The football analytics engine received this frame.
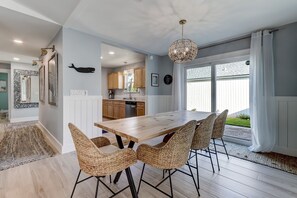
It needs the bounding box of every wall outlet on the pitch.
[70,90,88,96]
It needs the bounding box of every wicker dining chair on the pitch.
[211,109,229,171]
[136,120,199,197]
[189,113,216,189]
[68,123,137,198]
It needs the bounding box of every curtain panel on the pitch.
[249,30,277,152]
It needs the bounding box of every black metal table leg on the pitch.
[113,135,135,184]
[125,167,138,198]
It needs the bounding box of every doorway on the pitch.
[185,59,251,144]
[0,72,8,123]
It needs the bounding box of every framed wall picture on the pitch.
[0,80,7,92]
[48,53,58,106]
[39,65,45,102]
[151,73,159,87]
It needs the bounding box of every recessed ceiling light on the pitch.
[100,56,103,59]
[13,39,23,44]
[13,57,20,61]
[108,51,115,55]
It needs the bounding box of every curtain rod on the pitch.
[200,28,279,50]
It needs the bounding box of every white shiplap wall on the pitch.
[62,96,102,153]
[274,97,297,157]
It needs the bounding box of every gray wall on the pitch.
[193,21,297,96]
[0,63,10,70]
[39,27,102,144]
[101,67,113,99]
[274,22,297,96]
[197,37,251,58]
[63,28,101,96]
[39,28,64,143]
[145,55,173,95]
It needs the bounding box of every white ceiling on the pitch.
[64,0,297,55]
[101,44,145,68]
[1,0,297,61]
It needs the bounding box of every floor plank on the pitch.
[0,140,297,197]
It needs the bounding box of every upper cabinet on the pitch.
[108,72,123,89]
[134,67,145,88]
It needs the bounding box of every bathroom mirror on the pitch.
[20,75,39,103]
[14,69,39,109]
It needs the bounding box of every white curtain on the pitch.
[172,63,185,111]
[249,30,277,152]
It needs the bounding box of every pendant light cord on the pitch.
[182,23,184,39]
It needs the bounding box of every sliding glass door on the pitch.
[186,66,211,112]
[186,59,250,115]
[216,61,249,116]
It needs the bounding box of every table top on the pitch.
[94,111,212,143]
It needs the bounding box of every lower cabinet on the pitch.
[103,100,126,119]
[107,101,114,118]
[137,102,145,116]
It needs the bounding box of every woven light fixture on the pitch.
[168,19,198,63]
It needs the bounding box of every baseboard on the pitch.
[273,146,297,157]
[10,116,38,123]
[37,121,62,154]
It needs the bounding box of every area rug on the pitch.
[213,141,297,175]
[0,122,56,171]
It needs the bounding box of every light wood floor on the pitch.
[1,137,297,198]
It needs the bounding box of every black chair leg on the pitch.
[71,170,81,198]
[187,161,200,196]
[212,139,220,171]
[195,150,200,189]
[109,175,112,183]
[95,177,100,198]
[221,138,229,159]
[168,170,174,198]
[208,146,216,173]
[137,164,146,194]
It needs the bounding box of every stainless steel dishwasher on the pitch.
[125,101,137,118]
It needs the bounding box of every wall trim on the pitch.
[37,121,62,154]
[62,95,102,154]
[275,96,297,101]
[10,116,38,123]
[273,146,297,158]
[183,49,250,68]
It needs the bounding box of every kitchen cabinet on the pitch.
[108,72,124,89]
[134,67,145,88]
[137,102,145,116]
[103,100,126,119]
[119,102,125,118]
[107,100,114,118]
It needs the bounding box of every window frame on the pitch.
[183,49,250,112]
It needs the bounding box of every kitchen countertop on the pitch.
[103,98,145,103]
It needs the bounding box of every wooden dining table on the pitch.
[94,110,212,198]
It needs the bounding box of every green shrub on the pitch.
[237,114,250,120]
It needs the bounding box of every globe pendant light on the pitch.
[168,19,198,63]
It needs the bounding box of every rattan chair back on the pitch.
[191,113,216,150]
[212,110,229,139]
[68,123,104,174]
[162,120,197,168]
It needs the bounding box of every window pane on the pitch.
[186,66,211,112]
[216,61,249,116]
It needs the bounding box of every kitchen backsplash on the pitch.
[114,88,146,101]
